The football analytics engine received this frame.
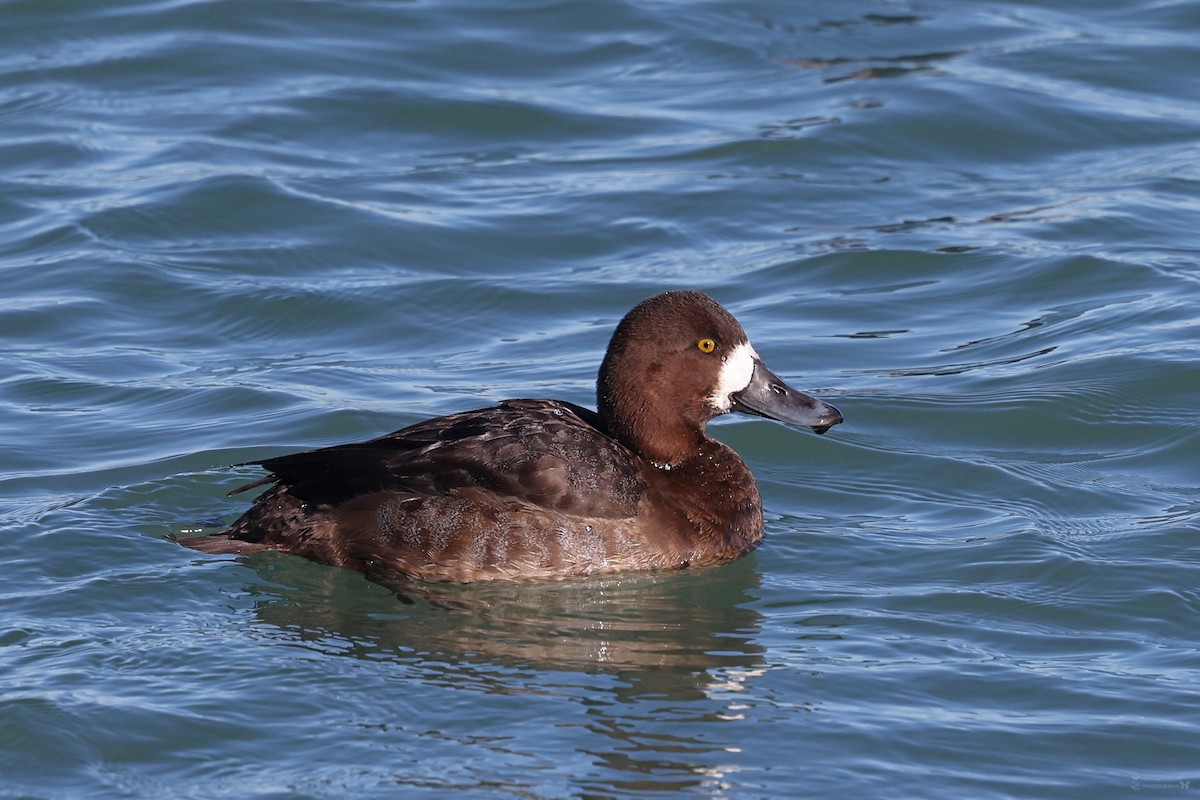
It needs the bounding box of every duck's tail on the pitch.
[170,531,276,555]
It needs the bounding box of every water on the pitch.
[2,0,1198,797]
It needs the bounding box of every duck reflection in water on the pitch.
[240,552,774,795]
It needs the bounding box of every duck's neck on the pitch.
[598,401,707,468]
[597,357,713,466]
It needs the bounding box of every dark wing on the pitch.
[234,399,645,519]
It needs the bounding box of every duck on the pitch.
[177,290,842,583]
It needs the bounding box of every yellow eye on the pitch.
[697,338,716,353]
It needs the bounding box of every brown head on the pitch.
[596,290,842,467]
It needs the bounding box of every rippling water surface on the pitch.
[3,1,1198,797]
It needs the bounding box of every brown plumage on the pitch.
[177,290,842,583]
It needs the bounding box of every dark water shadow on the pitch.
[782,50,963,83]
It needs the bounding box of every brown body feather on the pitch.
[181,399,763,582]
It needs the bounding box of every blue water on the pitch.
[2,0,1198,797]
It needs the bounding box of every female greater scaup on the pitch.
[178,290,842,582]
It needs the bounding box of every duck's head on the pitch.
[597,290,842,465]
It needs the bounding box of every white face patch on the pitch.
[709,341,758,412]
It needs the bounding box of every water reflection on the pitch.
[249,557,764,681]
[238,557,768,794]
